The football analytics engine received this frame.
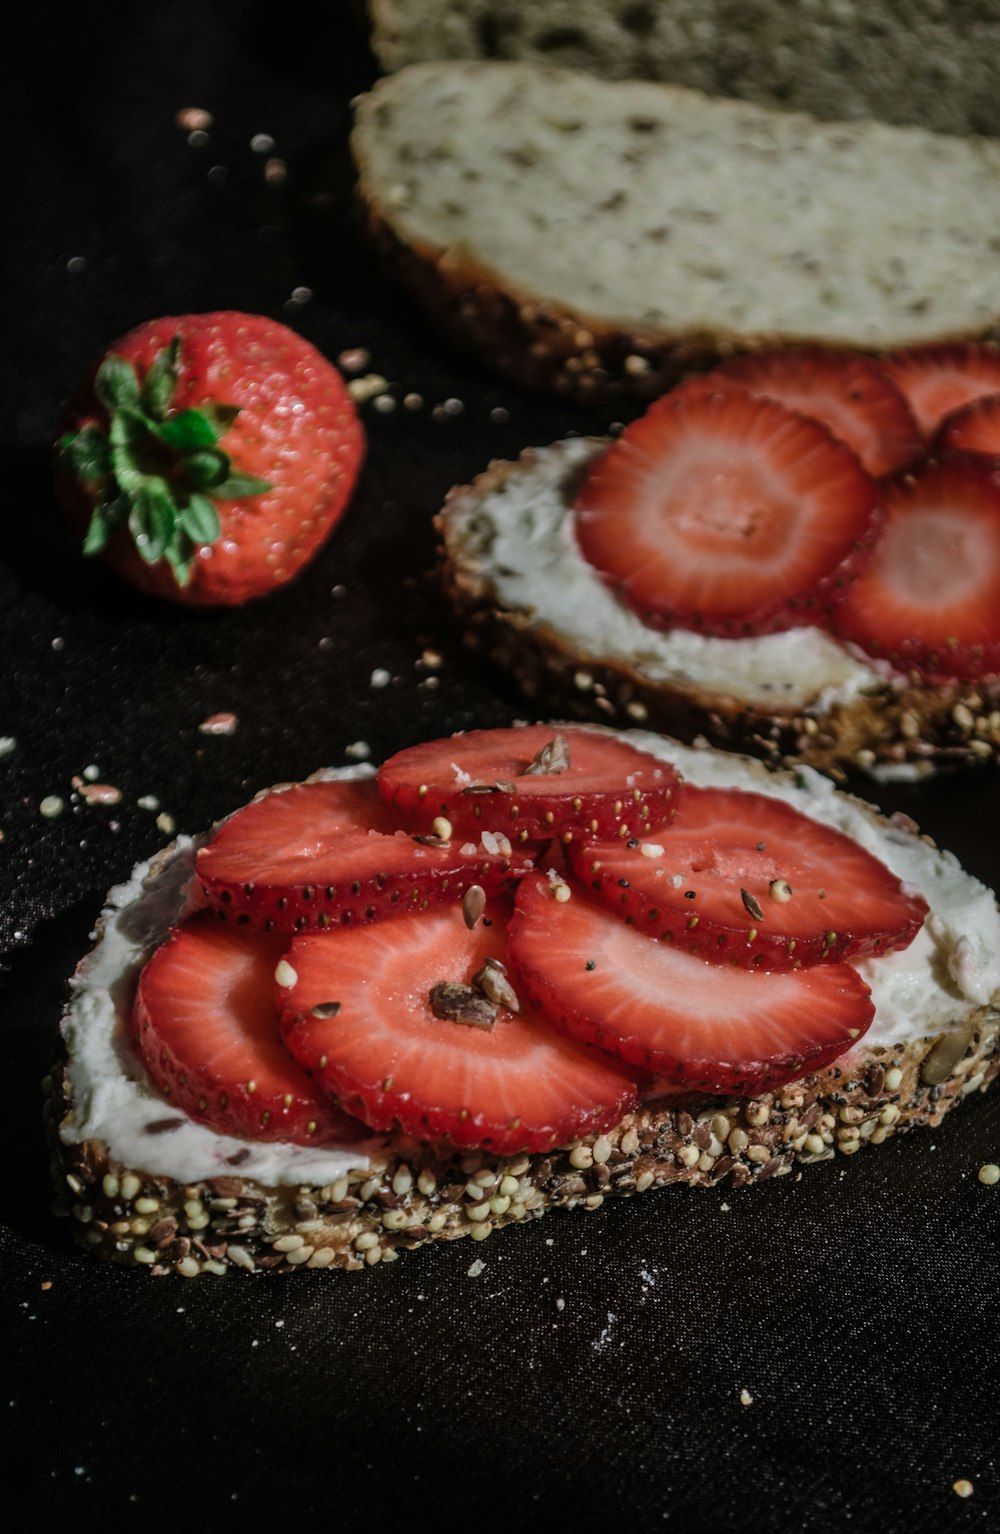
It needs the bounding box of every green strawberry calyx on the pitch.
[58,337,271,586]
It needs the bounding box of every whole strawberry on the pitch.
[55,312,364,605]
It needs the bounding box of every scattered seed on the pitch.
[40,796,64,819]
[309,1002,341,1020]
[462,884,487,931]
[431,815,452,841]
[275,959,298,989]
[952,1480,974,1499]
[156,812,176,836]
[522,734,571,776]
[428,982,497,1030]
[769,879,793,903]
[199,711,238,735]
[344,741,370,760]
[338,348,370,373]
[370,668,391,688]
[740,888,764,921]
[472,961,520,1013]
[176,106,214,132]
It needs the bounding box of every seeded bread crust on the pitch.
[368,0,1000,140]
[437,446,1000,778]
[48,790,1000,1275]
[352,63,1000,403]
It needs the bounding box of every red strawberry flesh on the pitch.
[573,391,875,636]
[130,912,359,1143]
[882,343,1000,441]
[936,395,1000,459]
[674,348,922,477]
[508,875,875,1095]
[832,458,1000,682]
[566,785,927,969]
[377,725,682,843]
[196,778,536,932]
[278,900,639,1154]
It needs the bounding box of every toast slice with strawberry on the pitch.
[439,347,1000,776]
[48,727,1000,1275]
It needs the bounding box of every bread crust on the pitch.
[437,447,1000,777]
[47,776,1000,1275]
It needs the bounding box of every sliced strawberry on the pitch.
[566,785,927,969]
[936,395,1000,460]
[673,348,922,477]
[832,458,1000,682]
[278,900,639,1154]
[196,778,536,933]
[377,725,681,843]
[573,391,875,636]
[508,875,874,1096]
[130,913,360,1144]
[882,343,1000,441]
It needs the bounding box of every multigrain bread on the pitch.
[368,0,1000,139]
[352,62,1000,401]
[48,738,1000,1275]
[437,439,1000,778]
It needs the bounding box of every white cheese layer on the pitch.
[451,436,893,711]
[59,743,1000,1187]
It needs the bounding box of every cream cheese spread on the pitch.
[59,741,1000,1187]
[453,436,896,711]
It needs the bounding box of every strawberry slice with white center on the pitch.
[882,343,1000,441]
[377,725,681,843]
[832,458,1000,682]
[672,347,922,477]
[130,913,360,1143]
[508,875,874,1095]
[278,900,639,1154]
[936,395,1000,460]
[196,778,536,932]
[573,391,875,636]
[566,785,927,969]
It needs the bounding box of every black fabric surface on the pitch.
[3,7,999,1528]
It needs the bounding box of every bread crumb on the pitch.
[739,1389,754,1406]
[199,711,238,736]
[555,1297,565,1311]
[344,741,371,760]
[370,668,391,689]
[156,812,175,836]
[467,1258,485,1278]
[0,736,16,757]
[952,1480,974,1499]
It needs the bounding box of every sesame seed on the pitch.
[978,1164,1000,1185]
[431,815,452,840]
[885,1067,903,1091]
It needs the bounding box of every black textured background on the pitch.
[3,6,999,1528]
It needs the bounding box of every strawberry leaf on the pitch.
[184,448,230,489]
[181,494,222,545]
[59,426,110,482]
[96,356,141,413]
[163,532,195,586]
[141,338,180,420]
[109,407,151,494]
[200,402,240,435]
[82,494,129,556]
[156,409,220,452]
[214,471,273,498]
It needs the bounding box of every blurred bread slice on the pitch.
[352,61,1000,400]
[368,0,1000,138]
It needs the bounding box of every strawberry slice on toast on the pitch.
[882,342,1000,441]
[567,785,927,969]
[832,458,1000,682]
[130,913,360,1143]
[196,778,536,932]
[377,725,681,843]
[508,874,875,1096]
[278,900,639,1154]
[936,395,1000,460]
[573,391,875,636]
[675,347,922,477]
